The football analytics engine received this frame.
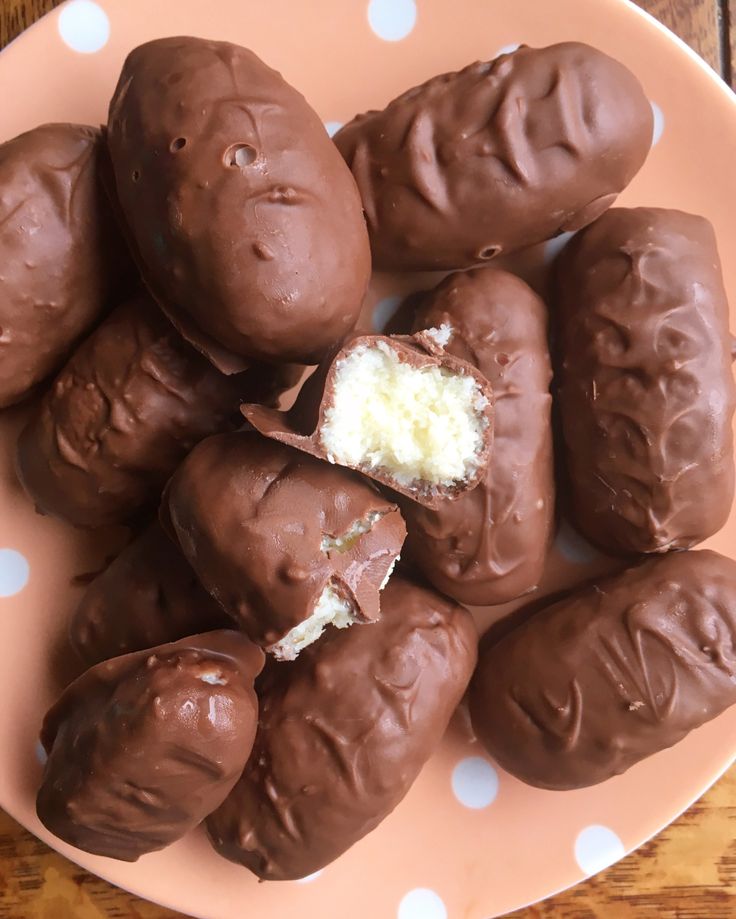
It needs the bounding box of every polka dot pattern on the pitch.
[372,295,403,332]
[368,0,417,42]
[544,230,576,264]
[398,888,447,919]
[575,825,626,876]
[651,101,665,146]
[295,870,323,884]
[58,0,110,53]
[35,741,48,767]
[0,549,29,598]
[555,519,601,565]
[451,757,499,809]
[494,42,521,57]
[1,3,732,918]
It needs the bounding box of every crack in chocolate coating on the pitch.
[206,575,477,879]
[555,208,736,555]
[162,433,406,647]
[242,332,494,508]
[403,268,553,605]
[470,550,736,790]
[15,294,273,529]
[106,37,371,370]
[0,124,128,408]
[37,631,264,861]
[70,522,232,668]
[334,43,652,271]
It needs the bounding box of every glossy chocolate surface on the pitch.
[0,124,125,407]
[556,208,735,554]
[37,632,263,860]
[162,432,406,647]
[207,575,477,879]
[470,550,736,790]
[107,37,370,370]
[16,295,248,528]
[335,43,652,270]
[405,268,553,604]
[70,522,231,667]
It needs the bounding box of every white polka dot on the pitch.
[575,825,626,876]
[544,231,575,264]
[494,42,521,57]
[324,121,343,138]
[35,741,48,766]
[58,0,110,54]
[0,549,29,598]
[368,0,417,41]
[650,101,665,147]
[451,757,499,809]
[398,888,447,919]
[373,295,402,332]
[555,519,600,565]
[295,870,323,883]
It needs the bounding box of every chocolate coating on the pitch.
[37,631,264,861]
[70,522,231,668]
[16,295,251,529]
[470,550,736,790]
[107,37,371,370]
[0,124,125,408]
[243,332,494,508]
[162,433,406,648]
[555,208,735,554]
[206,574,477,879]
[404,268,553,604]
[335,42,652,271]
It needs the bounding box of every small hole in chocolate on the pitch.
[478,245,501,260]
[170,137,187,152]
[132,170,140,183]
[225,143,257,168]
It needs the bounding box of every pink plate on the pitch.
[1,1,735,917]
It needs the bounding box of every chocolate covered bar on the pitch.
[243,332,494,508]
[37,632,263,860]
[107,37,370,371]
[470,550,736,789]
[555,208,735,554]
[162,433,406,659]
[0,124,126,408]
[70,522,231,667]
[207,575,477,879]
[335,43,652,270]
[404,268,553,605]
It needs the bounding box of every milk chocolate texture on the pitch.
[335,42,653,270]
[37,631,264,861]
[555,207,735,555]
[107,36,371,371]
[470,550,736,790]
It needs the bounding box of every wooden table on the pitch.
[0,1,735,917]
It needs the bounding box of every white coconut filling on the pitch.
[269,584,357,662]
[320,511,384,553]
[271,511,400,661]
[319,340,488,488]
[380,554,399,590]
[424,324,454,348]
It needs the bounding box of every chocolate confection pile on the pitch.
[2,35,734,875]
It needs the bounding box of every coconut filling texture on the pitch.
[268,512,399,661]
[318,337,487,489]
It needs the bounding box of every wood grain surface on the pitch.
[0,1,735,917]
